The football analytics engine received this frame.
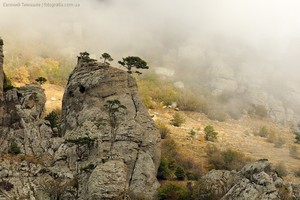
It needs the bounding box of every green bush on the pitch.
[206,144,252,170]
[35,76,47,84]
[8,141,21,155]
[192,179,220,200]
[170,113,185,127]
[3,75,15,92]
[45,109,61,130]
[158,183,190,200]
[275,162,288,177]
[81,163,96,173]
[189,129,196,137]
[157,157,171,180]
[295,134,300,144]
[65,137,95,148]
[178,157,203,180]
[204,125,218,141]
[175,166,185,181]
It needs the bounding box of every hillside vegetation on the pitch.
[4,59,300,199]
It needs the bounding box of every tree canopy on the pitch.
[100,53,113,65]
[118,56,149,74]
[35,77,47,85]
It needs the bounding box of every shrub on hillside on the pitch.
[295,134,300,144]
[192,179,220,200]
[157,157,171,180]
[3,75,16,92]
[294,169,300,177]
[254,126,269,137]
[175,166,186,181]
[170,113,185,127]
[35,76,47,85]
[264,130,285,148]
[275,162,288,177]
[189,129,196,138]
[158,183,190,200]
[177,92,208,113]
[159,136,204,181]
[206,144,252,170]
[45,108,61,132]
[204,125,218,141]
[156,121,170,139]
[8,141,21,155]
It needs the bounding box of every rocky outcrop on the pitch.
[0,43,160,199]
[0,85,53,154]
[198,160,300,200]
[0,38,4,126]
[53,62,161,199]
[0,84,55,199]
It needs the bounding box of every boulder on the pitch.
[198,160,299,200]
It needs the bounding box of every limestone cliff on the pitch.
[55,61,161,199]
[0,38,4,126]
[0,51,161,199]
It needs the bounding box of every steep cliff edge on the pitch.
[0,38,4,126]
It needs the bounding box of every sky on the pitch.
[1,0,300,80]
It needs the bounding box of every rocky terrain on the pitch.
[198,160,300,199]
[0,38,299,200]
[0,38,161,199]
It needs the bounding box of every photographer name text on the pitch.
[2,2,80,8]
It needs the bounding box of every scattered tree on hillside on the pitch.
[204,125,218,141]
[100,53,113,65]
[35,77,47,85]
[78,51,97,65]
[118,56,149,74]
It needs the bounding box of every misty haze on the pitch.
[0,0,300,199]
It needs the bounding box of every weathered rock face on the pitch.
[0,85,54,154]
[0,58,160,199]
[0,84,56,199]
[54,62,161,199]
[199,160,300,200]
[0,38,4,125]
